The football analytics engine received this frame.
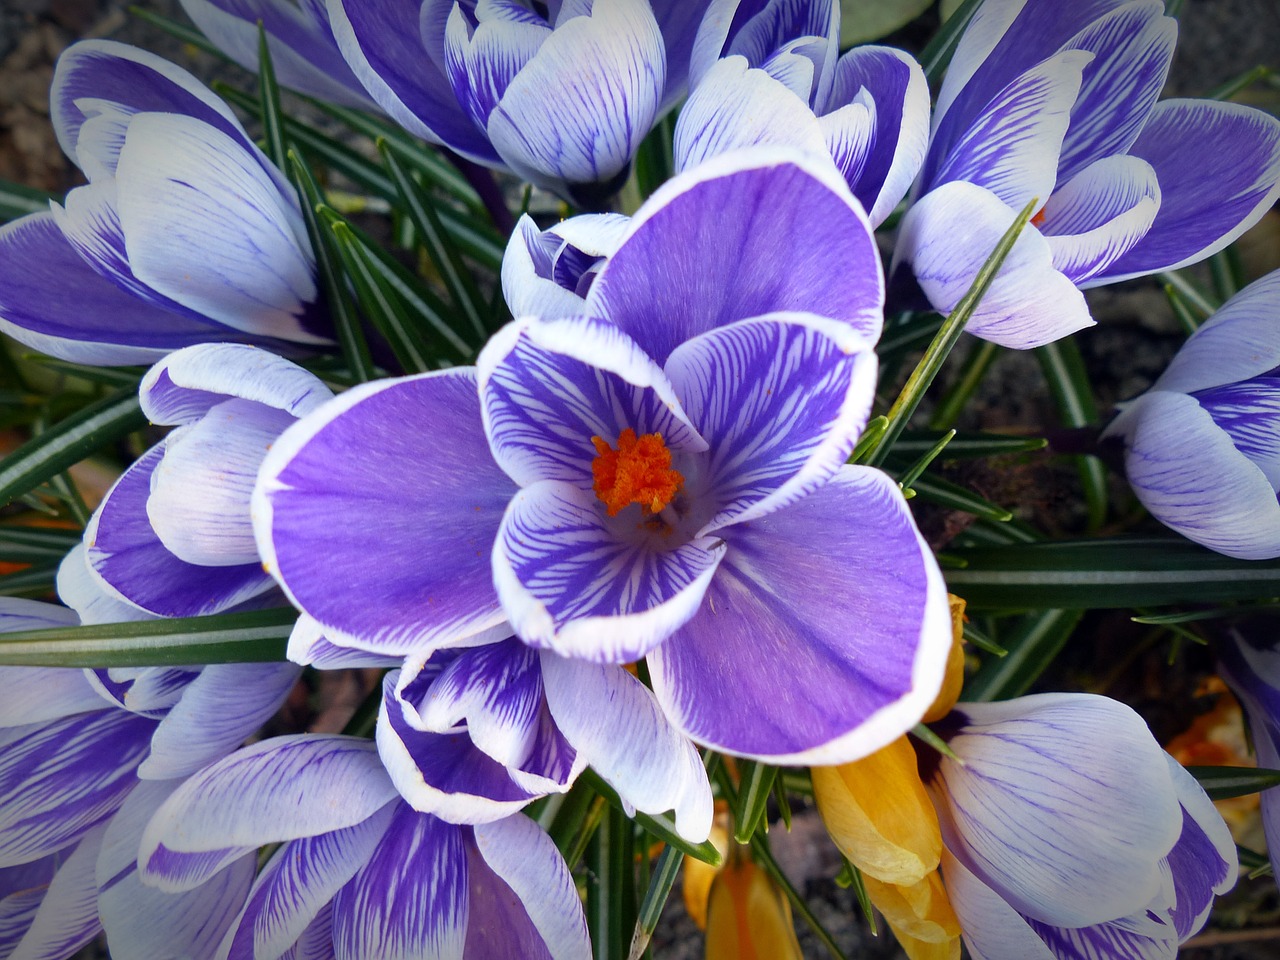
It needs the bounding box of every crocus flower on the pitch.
[704,855,802,959]
[0,40,329,365]
[84,343,333,618]
[893,0,1280,349]
[502,212,630,317]
[177,0,376,107]
[1104,270,1280,559]
[676,0,929,226]
[138,734,591,959]
[253,149,951,766]
[327,0,713,202]
[927,693,1237,960]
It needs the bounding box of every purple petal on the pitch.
[0,213,229,365]
[85,666,198,719]
[287,616,403,669]
[0,855,58,957]
[1098,99,1280,282]
[895,181,1093,350]
[254,370,515,656]
[493,480,726,662]
[1163,757,1237,941]
[587,149,883,363]
[689,0,838,97]
[470,814,591,959]
[0,666,105,728]
[0,708,154,868]
[444,2,550,129]
[477,315,705,489]
[650,0,715,109]
[486,0,665,193]
[930,50,1090,210]
[5,826,105,960]
[936,693,1182,927]
[664,312,876,532]
[139,736,397,892]
[330,807,468,960]
[941,847,1056,960]
[649,465,951,763]
[500,213,627,320]
[541,653,712,841]
[87,446,274,617]
[140,662,303,780]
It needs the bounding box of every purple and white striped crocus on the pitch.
[676,0,929,226]
[327,0,712,202]
[138,734,591,959]
[502,212,630,318]
[83,344,332,619]
[926,693,1237,960]
[253,148,952,766]
[177,0,376,107]
[0,40,329,365]
[892,0,1280,349]
[1104,270,1280,559]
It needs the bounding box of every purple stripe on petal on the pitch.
[649,466,951,764]
[0,665,106,728]
[1163,758,1237,941]
[85,666,199,719]
[445,3,550,129]
[0,854,57,956]
[6,827,105,960]
[941,846,1057,960]
[1024,916,1173,960]
[587,150,883,363]
[1192,377,1280,488]
[255,370,514,655]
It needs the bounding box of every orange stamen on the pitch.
[590,428,683,517]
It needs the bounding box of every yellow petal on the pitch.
[704,858,802,960]
[865,872,962,960]
[813,736,941,886]
[923,595,968,723]
[683,821,731,930]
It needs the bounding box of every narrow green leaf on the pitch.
[0,178,56,223]
[919,0,984,83]
[911,722,960,760]
[836,857,878,937]
[963,608,1084,701]
[1239,845,1272,877]
[126,6,224,56]
[633,113,676,201]
[1163,281,1205,335]
[891,430,1047,460]
[961,619,1008,657]
[256,26,288,170]
[1036,338,1106,531]
[0,607,296,667]
[848,416,889,464]
[23,357,146,388]
[897,429,955,491]
[733,760,779,843]
[773,774,793,831]
[876,312,942,365]
[588,805,634,960]
[947,537,1280,609]
[340,684,382,738]
[909,473,1013,523]
[0,564,59,598]
[1187,765,1280,800]
[1132,605,1278,625]
[1203,64,1271,102]
[0,388,145,509]
[869,198,1037,467]
[1158,270,1218,318]
[547,779,601,857]
[1208,247,1245,304]
[929,340,1003,430]
[580,769,723,866]
[752,835,850,960]
[840,0,931,46]
[0,525,81,564]
[627,843,681,960]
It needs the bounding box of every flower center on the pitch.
[591,428,684,517]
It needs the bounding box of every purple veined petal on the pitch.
[376,671,563,823]
[97,779,256,960]
[935,693,1182,928]
[1097,99,1280,283]
[139,662,303,780]
[141,342,334,426]
[587,147,883,363]
[286,615,403,669]
[1162,756,1237,941]
[0,855,59,957]
[84,666,199,719]
[443,1,550,131]
[470,814,591,959]
[665,312,877,533]
[649,465,951,764]
[477,315,706,489]
[50,39,255,174]
[689,0,838,97]
[326,0,500,163]
[939,847,1058,960]
[55,544,156,627]
[672,56,828,175]
[278,900,334,960]
[1107,390,1280,559]
[500,213,628,319]
[1040,153,1161,285]
[825,45,929,227]
[541,653,713,842]
[493,480,727,662]
[759,36,825,103]
[895,181,1093,350]
[649,0,715,110]
[0,213,233,366]
[330,806,468,960]
[116,113,326,345]
[6,826,105,960]
[147,401,296,566]
[1054,0,1175,184]
[0,666,106,728]
[1150,272,1280,394]
[254,369,515,656]
[1191,379,1280,489]
[221,805,396,960]
[486,0,665,196]
[0,707,154,868]
[139,735,398,892]
[1023,917,1176,960]
[177,0,377,108]
[86,446,275,617]
[819,90,876,212]
[70,103,132,181]
[930,50,1092,211]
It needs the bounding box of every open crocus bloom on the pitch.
[139,734,591,959]
[893,0,1280,349]
[254,149,951,765]
[0,41,330,365]
[677,0,929,226]
[1105,270,1280,559]
[928,693,1237,960]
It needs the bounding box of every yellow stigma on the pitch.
[590,428,683,517]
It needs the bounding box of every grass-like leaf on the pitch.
[0,178,55,223]
[1188,765,1280,800]
[580,769,723,867]
[963,608,1084,701]
[1036,338,1106,531]
[732,760,779,843]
